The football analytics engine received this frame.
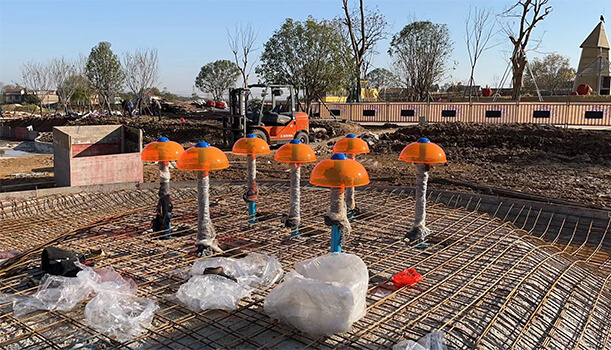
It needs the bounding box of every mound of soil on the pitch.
[309,120,366,141]
[68,115,225,145]
[374,123,611,165]
[0,116,76,132]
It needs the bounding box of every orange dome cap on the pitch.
[399,138,447,164]
[332,134,370,155]
[232,134,270,155]
[274,139,317,163]
[310,153,370,188]
[141,137,184,162]
[176,142,229,171]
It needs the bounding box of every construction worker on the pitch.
[151,98,162,121]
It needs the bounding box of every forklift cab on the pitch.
[252,85,295,126]
[229,84,309,145]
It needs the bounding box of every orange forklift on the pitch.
[224,84,310,146]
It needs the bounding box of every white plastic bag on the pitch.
[393,332,446,350]
[85,291,158,342]
[176,274,250,311]
[264,253,369,335]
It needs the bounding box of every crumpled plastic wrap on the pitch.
[393,331,446,350]
[177,253,283,311]
[85,291,158,342]
[9,263,157,342]
[13,265,100,317]
[190,252,283,288]
[264,253,368,336]
[176,275,250,311]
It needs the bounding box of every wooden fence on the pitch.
[310,102,611,126]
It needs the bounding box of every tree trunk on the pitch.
[355,64,362,102]
[40,101,44,118]
[511,57,526,101]
[467,66,476,103]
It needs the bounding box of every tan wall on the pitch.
[316,102,611,126]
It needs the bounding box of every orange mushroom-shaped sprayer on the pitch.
[177,141,229,256]
[232,134,271,223]
[399,138,447,243]
[333,134,370,219]
[310,153,369,252]
[141,137,184,235]
[274,139,316,237]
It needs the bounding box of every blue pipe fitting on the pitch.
[290,226,300,237]
[248,201,258,224]
[331,225,342,253]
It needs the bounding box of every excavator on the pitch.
[223,84,310,147]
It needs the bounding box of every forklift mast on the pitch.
[227,88,249,146]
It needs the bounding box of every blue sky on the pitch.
[0,0,607,96]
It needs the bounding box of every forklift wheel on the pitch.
[250,129,268,143]
[295,131,309,144]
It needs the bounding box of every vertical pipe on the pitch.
[329,187,347,252]
[346,153,356,219]
[288,163,301,235]
[331,225,342,253]
[247,154,258,223]
[406,163,431,242]
[159,161,171,235]
[196,171,222,255]
[248,201,257,224]
[413,163,428,230]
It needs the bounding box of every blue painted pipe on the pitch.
[165,213,172,236]
[331,225,342,253]
[248,201,258,224]
[290,226,300,237]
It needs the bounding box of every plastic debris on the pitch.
[393,331,447,350]
[10,264,157,341]
[392,268,423,288]
[264,253,368,336]
[177,253,283,311]
[13,265,100,317]
[85,291,158,342]
[176,275,250,311]
[189,252,283,288]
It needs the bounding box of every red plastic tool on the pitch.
[392,268,422,288]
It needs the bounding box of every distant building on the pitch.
[4,89,25,103]
[574,19,611,95]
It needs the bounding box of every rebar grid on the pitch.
[0,184,609,350]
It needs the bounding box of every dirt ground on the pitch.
[0,115,609,209]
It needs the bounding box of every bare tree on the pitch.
[228,24,258,88]
[340,0,388,102]
[503,0,552,100]
[123,49,159,114]
[465,6,497,102]
[49,57,78,112]
[21,61,52,117]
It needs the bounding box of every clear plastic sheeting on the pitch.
[393,331,447,350]
[264,253,368,336]
[9,264,157,342]
[85,292,158,342]
[189,252,283,288]
[178,253,284,311]
[13,265,100,317]
[175,275,250,311]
